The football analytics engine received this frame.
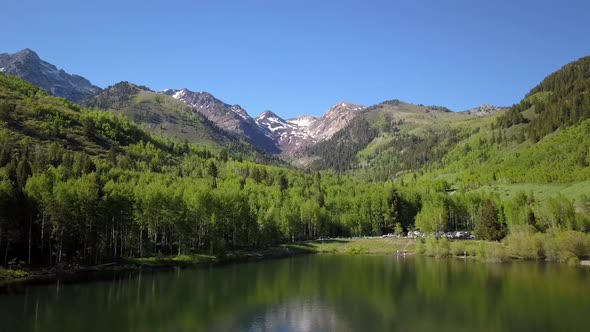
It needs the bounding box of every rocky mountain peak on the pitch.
[158,87,279,153]
[14,48,41,61]
[163,88,223,107]
[255,110,313,156]
[305,101,365,140]
[327,101,364,113]
[255,110,289,130]
[0,48,101,103]
[463,104,508,116]
[254,101,365,156]
[256,110,281,121]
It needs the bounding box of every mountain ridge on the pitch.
[0,48,508,160]
[83,82,277,161]
[0,48,101,102]
[161,88,280,153]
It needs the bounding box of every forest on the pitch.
[0,65,589,268]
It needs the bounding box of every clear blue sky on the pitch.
[4,0,590,118]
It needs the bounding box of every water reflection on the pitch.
[0,255,589,332]
[213,299,352,332]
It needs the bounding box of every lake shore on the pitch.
[2,236,588,288]
[0,237,411,288]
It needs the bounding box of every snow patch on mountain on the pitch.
[172,89,187,100]
[231,105,252,121]
[287,115,317,129]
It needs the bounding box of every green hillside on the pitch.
[83,82,277,163]
[304,56,590,204]
[305,99,491,178]
[408,56,590,199]
[0,74,163,158]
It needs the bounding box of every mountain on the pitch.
[306,55,590,188]
[0,48,101,103]
[84,82,279,162]
[162,88,364,156]
[6,47,587,189]
[161,88,280,154]
[303,101,365,140]
[254,102,365,156]
[303,99,482,172]
[255,110,314,156]
[0,48,364,157]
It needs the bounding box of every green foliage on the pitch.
[450,241,466,256]
[435,237,451,258]
[347,246,367,255]
[544,230,590,260]
[504,228,590,262]
[415,194,449,233]
[0,267,28,279]
[306,117,377,172]
[414,238,426,255]
[394,222,403,235]
[504,225,543,259]
[482,243,510,263]
[496,107,527,128]
[474,200,507,241]
[497,56,590,141]
[421,236,451,258]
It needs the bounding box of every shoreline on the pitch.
[0,243,318,290]
[2,237,588,290]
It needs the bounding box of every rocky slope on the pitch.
[301,102,365,140]
[255,102,365,155]
[0,48,101,102]
[255,110,314,155]
[161,88,280,153]
[84,82,247,149]
[462,104,508,116]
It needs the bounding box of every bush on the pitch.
[467,243,479,257]
[476,242,487,258]
[505,225,543,260]
[450,241,467,256]
[566,255,581,267]
[347,246,366,255]
[424,237,438,256]
[471,242,509,262]
[436,237,451,258]
[485,244,509,263]
[414,238,426,255]
[420,237,452,258]
[543,229,590,262]
[0,267,29,279]
[558,230,590,258]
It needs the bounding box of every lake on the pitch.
[1,254,589,332]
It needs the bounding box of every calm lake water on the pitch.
[1,254,590,332]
